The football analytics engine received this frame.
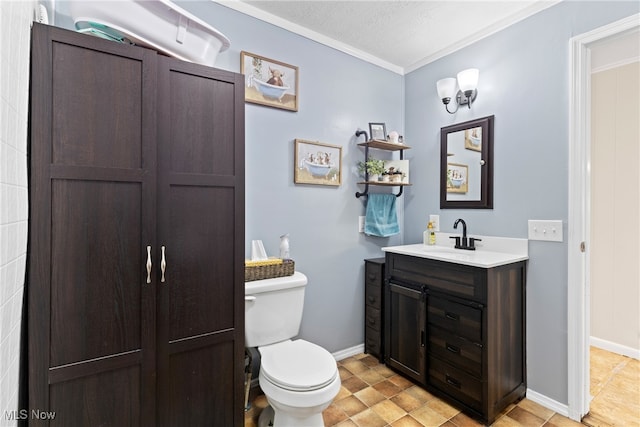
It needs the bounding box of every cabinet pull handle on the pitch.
[445,374,461,388]
[160,246,166,283]
[446,343,460,354]
[445,312,459,321]
[146,246,152,284]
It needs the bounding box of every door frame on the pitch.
[567,12,640,421]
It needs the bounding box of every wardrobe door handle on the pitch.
[146,246,152,284]
[161,246,166,283]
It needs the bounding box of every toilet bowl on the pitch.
[245,272,341,426]
[258,340,340,426]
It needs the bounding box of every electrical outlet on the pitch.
[359,216,365,233]
[528,220,563,242]
[429,214,440,232]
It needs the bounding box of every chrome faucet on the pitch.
[451,218,481,251]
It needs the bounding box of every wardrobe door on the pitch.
[29,24,157,426]
[155,57,245,427]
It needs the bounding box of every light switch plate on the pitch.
[528,220,563,242]
[359,216,365,233]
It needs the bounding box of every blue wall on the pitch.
[404,0,639,404]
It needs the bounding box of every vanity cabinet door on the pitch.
[385,282,426,384]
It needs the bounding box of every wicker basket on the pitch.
[245,259,295,282]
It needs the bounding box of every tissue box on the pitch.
[245,259,295,282]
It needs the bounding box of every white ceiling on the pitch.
[219,0,561,74]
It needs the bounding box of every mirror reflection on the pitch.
[440,115,494,209]
[446,127,483,201]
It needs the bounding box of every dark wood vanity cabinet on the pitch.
[28,24,245,426]
[384,252,526,424]
[364,258,385,360]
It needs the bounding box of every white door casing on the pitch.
[567,13,640,422]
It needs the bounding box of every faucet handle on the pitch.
[469,237,482,250]
[449,236,461,248]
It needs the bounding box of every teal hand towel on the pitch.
[364,193,400,237]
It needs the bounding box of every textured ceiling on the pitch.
[229,0,559,73]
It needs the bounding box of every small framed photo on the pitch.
[294,139,342,186]
[447,163,468,193]
[369,122,387,141]
[464,127,482,151]
[241,51,299,112]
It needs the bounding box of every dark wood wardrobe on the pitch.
[28,23,245,426]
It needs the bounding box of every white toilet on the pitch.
[245,272,341,427]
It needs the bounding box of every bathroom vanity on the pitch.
[381,240,527,424]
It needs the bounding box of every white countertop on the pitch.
[382,233,528,268]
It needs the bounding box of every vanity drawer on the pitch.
[387,253,485,302]
[428,356,482,412]
[365,260,384,286]
[365,306,381,331]
[428,296,482,342]
[365,326,381,355]
[365,283,382,310]
[428,325,482,377]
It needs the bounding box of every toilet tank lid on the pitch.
[245,271,307,294]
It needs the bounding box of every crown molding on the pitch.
[404,1,562,73]
[215,0,562,76]
[214,0,404,75]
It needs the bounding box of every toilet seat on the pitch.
[259,340,338,392]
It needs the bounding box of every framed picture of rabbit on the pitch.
[241,51,299,112]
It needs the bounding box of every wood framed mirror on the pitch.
[440,115,494,209]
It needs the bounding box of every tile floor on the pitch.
[582,346,639,427]
[246,353,590,427]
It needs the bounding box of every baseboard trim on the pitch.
[332,343,365,361]
[591,336,640,360]
[527,388,569,417]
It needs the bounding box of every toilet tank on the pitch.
[245,272,307,348]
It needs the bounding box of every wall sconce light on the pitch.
[436,68,479,114]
